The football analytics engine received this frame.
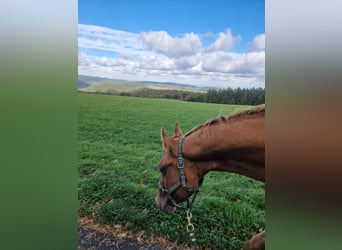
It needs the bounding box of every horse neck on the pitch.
[183,116,265,182]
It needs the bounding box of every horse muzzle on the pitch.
[155,191,176,213]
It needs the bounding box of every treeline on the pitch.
[119,87,264,105]
[120,88,198,100]
[202,87,265,105]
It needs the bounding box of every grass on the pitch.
[78,93,265,249]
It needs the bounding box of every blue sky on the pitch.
[78,0,265,88]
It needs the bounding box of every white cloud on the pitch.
[202,52,233,72]
[174,54,201,69]
[78,24,265,88]
[232,51,265,74]
[140,31,202,58]
[78,24,145,56]
[137,54,176,70]
[94,57,130,67]
[78,52,90,66]
[205,29,241,52]
[248,33,265,51]
[202,51,265,75]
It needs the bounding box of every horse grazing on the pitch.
[155,104,265,250]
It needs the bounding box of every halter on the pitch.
[158,136,203,210]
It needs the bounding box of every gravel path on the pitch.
[78,217,191,250]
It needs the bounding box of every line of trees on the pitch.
[200,87,265,105]
[119,87,265,105]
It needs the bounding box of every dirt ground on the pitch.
[78,217,192,250]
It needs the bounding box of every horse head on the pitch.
[155,123,203,213]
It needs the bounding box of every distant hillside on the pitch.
[78,79,90,89]
[77,75,264,105]
[80,82,144,94]
[78,75,208,94]
[78,75,123,84]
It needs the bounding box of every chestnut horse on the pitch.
[155,104,265,250]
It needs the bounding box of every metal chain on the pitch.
[186,210,198,250]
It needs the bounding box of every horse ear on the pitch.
[174,123,183,137]
[161,128,173,151]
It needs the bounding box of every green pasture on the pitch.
[78,93,265,249]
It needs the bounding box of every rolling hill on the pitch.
[78,75,209,94]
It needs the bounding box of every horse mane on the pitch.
[184,104,265,137]
[229,104,265,119]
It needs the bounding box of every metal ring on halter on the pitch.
[187,223,195,233]
[186,210,195,232]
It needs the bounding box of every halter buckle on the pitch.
[177,158,184,168]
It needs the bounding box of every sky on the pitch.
[78,0,265,88]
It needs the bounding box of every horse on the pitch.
[155,104,265,250]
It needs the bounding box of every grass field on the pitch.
[78,93,265,249]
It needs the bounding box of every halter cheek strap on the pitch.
[158,136,204,210]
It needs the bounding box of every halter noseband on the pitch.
[158,136,203,210]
